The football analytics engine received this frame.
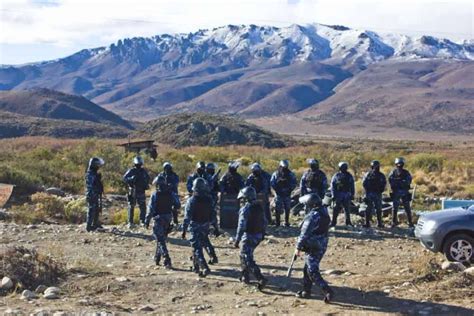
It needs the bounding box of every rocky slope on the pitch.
[134,113,290,148]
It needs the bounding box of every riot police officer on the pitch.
[85,157,104,232]
[362,160,387,228]
[294,193,334,303]
[330,162,355,227]
[219,161,244,196]
[187,161,210,194]
[300,159,328,199]
[270,160,297,226]
[206,162,221,207]
[234,187,268,288]
[182,178,218,277]
[123,156,151,227]
[246,163,272,223]
[158,162,180,225]
[145,175,181,268]
[388,158,414,228]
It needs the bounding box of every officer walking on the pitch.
[294,193,334,303]
[234,187,268,288]
[158,162,180,225]
[246,163,272,223]
[271,160,297,226]
[182,178,219,277]
[388,158,414,228]
[219,161,244,196]
[187,161,210,194]
[300,159,328,199]
[330,162,355,227]
[85,157,105,232]
[144,175,181,268]
[123,156,151,228]
[362,160,387,228]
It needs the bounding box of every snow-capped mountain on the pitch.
[0,23,473,123]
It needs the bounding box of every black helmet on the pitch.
[338,161,349,171]
[163,162,173,171]
[133,156,144,166]
[88,157,104,170]
[237,186,257,201]
[196,161,206,172]
[370,160,380,168]
[206,162,216,171]
[250,163,261,172]
[394,157,405,166]
[152,175,167,188]
[192,177,209,194]
[299,193,322,208]
[228,161,240,170]
[308,158,319,168]
[279,160,289,168]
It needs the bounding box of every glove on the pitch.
[234,240,240,248]
[181,231,186,240]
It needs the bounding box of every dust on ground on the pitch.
[1,217,473,315]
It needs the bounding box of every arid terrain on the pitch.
[1,211,473,315]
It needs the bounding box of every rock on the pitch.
[21,289,37,300]
[53,312,68,316]
[322,269,343,275]
[138,305,154,312]
[464,266,474,276]
[1,276,13,290]
[4,309,22,315]
[247,301,258,306]
[115,276,129,282]
[441,261,465,271]
[44,292,59,299]
[46,187,66,197]
[35,284,47,294]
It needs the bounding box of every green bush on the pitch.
[409,154,445,173]
[0,167,41,194]
[31,193,65,217]
[64,198,87,223]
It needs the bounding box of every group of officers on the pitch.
[84,155,414,302]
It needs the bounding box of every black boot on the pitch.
[198,260,210,277]
[345,210,353,227]
[322,286,334,304]
[376,212,384,228]
[406,209,414,228]
[208,254,218,265]
[163,255,172,269]
[154,254,161,266]
[254,269,267,290]
[275,213,281,227]
[240,270,250,284]
[330,209,338,227]
[284,211,290,227]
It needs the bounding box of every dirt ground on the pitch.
[1,214,473,315]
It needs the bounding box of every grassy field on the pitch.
[0,137,473,211]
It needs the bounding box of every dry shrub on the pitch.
[0,246,65,292]
[31,193,65,217]
[413,170,429,186]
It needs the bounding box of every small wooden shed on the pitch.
[117,139,158,160]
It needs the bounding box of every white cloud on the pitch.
[0,0,473,64]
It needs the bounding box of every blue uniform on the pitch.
[158,171,179,194]
[296,207,331,293]
[145,189,181,264]
[85,169,103,231]
[219,171,244,195]
[271,169,297,225]
[362,170,386,226]
[300,169,328,199]
[206,170,220,207]
[235,201,267,281]
[123,167,150,224]
[183,194,218,273]
[330,171,355,226]
[246,170,272,222]
[388,168,413,226]
[186,172,211,194]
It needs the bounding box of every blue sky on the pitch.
[1,0,473,65]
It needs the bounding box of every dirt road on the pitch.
[1,221,473,315]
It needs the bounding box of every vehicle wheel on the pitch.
[442,234,474,263]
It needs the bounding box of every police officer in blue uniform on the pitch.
[330,162,355,227]
[362,160,387,228]
[234,186,268,288]
[294,193,334,303]
[187,161,210,194]
[219,161,244,196]
[123,156,151,227]
[158,162,180,225]
[145,175,181,268]
[182,178,218,277]
[270,160,297,226]
[300,159,328,199]
[388,157,414,228]
[85,157,104,232]
[246,163,272,223]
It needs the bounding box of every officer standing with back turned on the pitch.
[123,156,151,228]
[388,157,414,228]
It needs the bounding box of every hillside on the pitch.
[134,113,290,148]
[0,23,472,125]
[0,89,133,129]
[299,60,474,134]
[0,110,130,138]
